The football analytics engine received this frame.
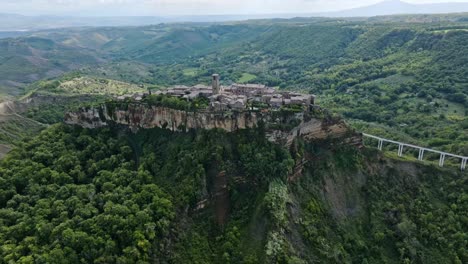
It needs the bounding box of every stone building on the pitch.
[120,74,315,111]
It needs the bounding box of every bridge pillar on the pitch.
[439,154,446,167]
[378,139,383,150]
[418,149,425,161]
[398,144,404,157]
[462,158,467,171]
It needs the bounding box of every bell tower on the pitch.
[212,74,220,95]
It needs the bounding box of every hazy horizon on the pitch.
[2,0,468,17]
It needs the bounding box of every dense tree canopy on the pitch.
[0,124,294,263]
[0,124,465,263]
[0,16,466,263]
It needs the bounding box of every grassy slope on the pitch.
[55,77,146,95]
[0,114,45,146]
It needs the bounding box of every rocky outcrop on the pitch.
[0,101,16,115]
[64,103,362,146]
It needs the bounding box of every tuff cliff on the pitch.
[64,102,362,147]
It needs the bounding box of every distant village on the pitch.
[117,74,315,111]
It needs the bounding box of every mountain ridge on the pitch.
[3,1,468,30]
[326,0,468,17]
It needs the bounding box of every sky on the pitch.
[1,0,468,16]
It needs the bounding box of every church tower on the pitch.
[212,74,220,95]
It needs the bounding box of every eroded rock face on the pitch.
[64,103,362,146]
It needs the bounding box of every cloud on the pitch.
[1,0,468,16]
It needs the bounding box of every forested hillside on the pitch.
[0,124,465,263]
[0,13,466,263]
[0,37,104,96]
[1,16,465,155]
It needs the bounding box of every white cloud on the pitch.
[1,0,468,16]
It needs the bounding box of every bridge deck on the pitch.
[362,133,467,170]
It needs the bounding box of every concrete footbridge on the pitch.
[363,133,467,171]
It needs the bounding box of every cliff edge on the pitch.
[64,101,362,147]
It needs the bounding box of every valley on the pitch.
[0,14,466,156]
[0,9,466,264]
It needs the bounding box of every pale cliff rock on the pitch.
[64,103,362,147]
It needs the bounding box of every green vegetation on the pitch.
[55,77,146,96]
[0,124,294,262]
[238,73,257,83]
[139,94,209,111]
[53,20,468,154]
[0,17,466,154]
[24,96,107,124]
[183,68,199,77]
[141,94,192,110]
[0,37,102,92]
[0,125,174,262]
[0,14,466,263]
[0,125,465,263]
[27,75,146,96]
[0,115,45,145]
[293,145,467,263]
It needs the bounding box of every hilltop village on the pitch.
[117,74,315,111]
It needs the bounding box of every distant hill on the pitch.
[0,15,466,156]
[0,36,105,93]
[0,13,167,31]
[0,13,304,31]
[326,0,468,17]
[3,1,468,31]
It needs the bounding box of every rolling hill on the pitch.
[0,10,466,264]
[3,1,468,31]
[0,36,105,95]
[328,0,468,17]
[0,14,466,157]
